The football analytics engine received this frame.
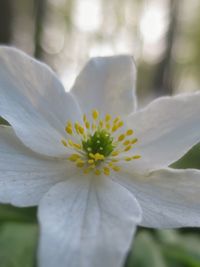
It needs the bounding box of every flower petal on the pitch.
[0,126,74,207]
[0,46,81,156]
[127,92,200,171]
[115,168,200,228]
[71,55,137,117]
[38,175,142,267]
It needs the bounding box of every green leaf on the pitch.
[171,142,200,169]
[157,230,200,267]
[0,117,9,125]
[0,204,37,223]
[0,222,38,267]
[125,231,167,267]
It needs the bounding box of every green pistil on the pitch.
[82,130,115,157]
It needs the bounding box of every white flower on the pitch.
[0,46,200,267]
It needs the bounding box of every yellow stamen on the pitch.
[95,169,101,175]
[118,134,125,142]
[124,145,132,152]
[88,159,94,164]
[67,121,72,128]
[74,123,80,134]
[68,139,74,146]
[83,114,87,122]
[68,154,81,161]
[111,159,119,162]
[78,126,85,135]
[65,126,73,135]
[112,165,121,172]
[125,157,132,161]
[92,123,96,131]
[108,162,113,167]
[73,143,82,149]
[103,167,110,176]
[89,153,95,159]
[126,129,134,136]
[106,123,110,130]
[76,160,84,168]
[105,114,111,122]
[111,151,119,156]
[83,168,90,174]
[123,140,130,146]
[92,109,99,120]
[117,121,124,128]
[131,138,138,144]
[85,121,90,129]
[61,139,68,147]
[132,155,141,159]
[112,124,118,132]
[99,120,104,128]
[94,153,105,161]
[113,116,120,123]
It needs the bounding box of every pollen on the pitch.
[92,109,99,120]
[61,110,141,176]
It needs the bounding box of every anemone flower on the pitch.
[0,46,200,267]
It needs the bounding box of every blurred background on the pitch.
[0,0,200,266]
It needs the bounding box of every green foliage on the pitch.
[126,231,167,267]
[0,223,38,267]
[172,143,200,169]
[125,230,200,267]
[0,205,37,224]
[0,117,9,125]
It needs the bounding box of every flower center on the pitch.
[82,129,114,158]
[61,109,141,176]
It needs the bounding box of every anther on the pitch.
[124,145,132,152]
[126,129,134,136]
[92,109,99,120]
[83,114,87,122]
[132,155,141,159]
[99,120,104,128]
[112,124,118,132]
[117,121,124,128]
[131,138,138,144]
[118,134,125,142]
[105,114,111,122]
[112,165,121,172]
[61,139,68,147]
[68,154,81,161]
[113,116,120,123]
[88,159,95,164]
[103,167,110,176]
[85,121,90,129]
[73,143,82,150]
[111,151,119,156]
[106,123,110,130]
[123,140,130,146]
[125,157,132,161]
[95,169,101,175]
[76,160,84,168]
[65,126,73,135]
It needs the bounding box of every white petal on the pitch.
[38,175,142,267]
[0,46,81,156]
[127,92,200,171]
[71,55,137,117]
[114,168,200,228]
[0,126,74,207]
